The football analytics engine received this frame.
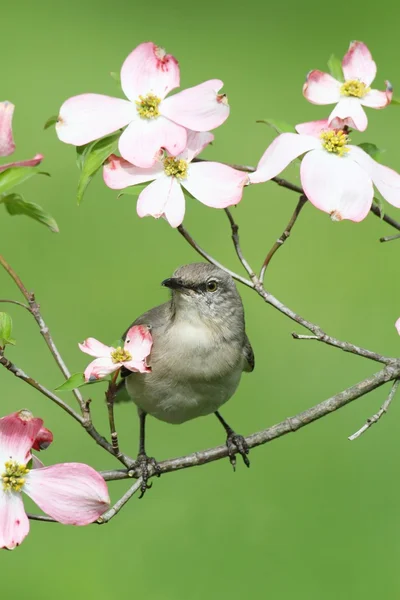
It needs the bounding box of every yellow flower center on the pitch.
[135,93,161,119]
[163,157,188,179]
[2,460,29,493]
[340,79,370,98]
[320,129,350,157]
[110,347,132,364]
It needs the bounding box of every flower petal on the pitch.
[395,318,400,335]
[183,162,247,208]
[0,490,29,550]
[31,455,44,469]
[300,149,373,222]
[349,145,400,208]
[0,154,44,174]
[103,154,163,189]
[136,176,169,220]
[361,82,393,108]
[163,178,186,227]
[0,102,15,157]
[24,463,110,525]
[249,133,319,184]
[120,42,180,102]
[162,80,229,131]
[118,117,187,168]
[342,41,377,87]
[178,130,214,162]
[303,71,341,105]
[56,94,135,146]
[125,325,153,360]
[328,97,367,132]
[32,426,53,452]
[83,358,117,382]
[0,411,43,465]
[78,337,113,358]
[295,119,330,137]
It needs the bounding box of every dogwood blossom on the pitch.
[56,42,229,168]
[0,410,110,549]
[249,119,400,222]
[0,102,43,172]
[79,325,152,381]
[303,41,392,132]
[103,130,249,227]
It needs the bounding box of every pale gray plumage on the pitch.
[122,263,254,425]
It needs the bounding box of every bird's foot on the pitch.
[226,432,250,471]
[135,453,161,498]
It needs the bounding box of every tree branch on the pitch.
[348,378,400,440]
[97,478,143,524]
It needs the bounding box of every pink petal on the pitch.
[78,337,113,358]
[56,94,135,146]
[183,162,247,208]
[342,41,377,87]
[249,133,319,184]
[0,490,29,550]
[0,412,43,464]
[303,71,341,105]
[83,357,118,382]
[178,130,214,162]
[328,97,368,132]
[295,119,330,137]
[119,117,187,168]
[103,153,163,189]
[395,318,400,335]
[124,360,152,374]
[24,463,110,525]
[349,145,400,208]
[120,42,180,102]
[124,325,153,363]
[300,149,373,222]
[32,426,53,452]
[163,178,186,227]
[136,176,169,220]
[162,80,229,131]
[361,82,393,108]
[0,154,44,174]
[0,102,15,157]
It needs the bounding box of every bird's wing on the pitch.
[242,334,255,372]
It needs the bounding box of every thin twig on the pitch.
[97,478,143,524]
[348,379,400,440]
[260,195,307,282]
[106,370,121,455]
[224,208,257,281]
[380,233,400,243]
[27,513,56,523]
[0,299,30,311]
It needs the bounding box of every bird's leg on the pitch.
[214,411,250,470]
[135,411,161,498]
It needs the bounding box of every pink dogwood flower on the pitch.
[0,102,43,172]
[79,324,152,381]
[56,42,229,168]
[0,410,110,550]
[103,130,249,228]
[303,41,392,132]
[249,119,400,222]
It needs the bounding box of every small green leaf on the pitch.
[0,312,15,347]
[55,373,86,391]
[110,72,121,85]
[256,119,296,135]
[1,193,59,232]
[358,142,385,163]
[0,166,49,195]
[391,97,400,106]
[44,115,58,130]
[327,54,344,82]
[117,183,149,199]
[76,133,120,204]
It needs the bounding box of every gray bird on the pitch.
[119,262,254,495]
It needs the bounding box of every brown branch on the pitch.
[106,371,121,455]
[0,299,30,311]
[380,233,400,243]
[260,195,307,282]
[348,378,400,440]
[97,478,143,524]
[224,208,257,281]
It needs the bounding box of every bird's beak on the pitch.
[161,277,185,290]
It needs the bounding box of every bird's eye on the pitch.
[206,280,218,292]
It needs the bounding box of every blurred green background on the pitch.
[1,0,400,597]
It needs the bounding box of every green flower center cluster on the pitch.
[320,129,349,157]
[340,79,370,98]
[2,460,29,493]
[136,93,161,119]
[163,157,188,179]
[110,347,132,364]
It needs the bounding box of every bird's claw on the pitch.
[226,432,250,471]
[135,453,161,498]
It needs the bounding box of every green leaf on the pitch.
[391,97,400,106]
[1,193,59,232]
[76,133,120,204]
[110,72,121,85]
[358,142,385,163]
[0,166,49,195]
[55,372,110,391]
[44,115,58,130]
[256,119,296,135]
[327,54,344,82]
[116,183,149,199]
[0,312,15,346]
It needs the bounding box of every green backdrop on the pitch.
[1,0,400,597]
